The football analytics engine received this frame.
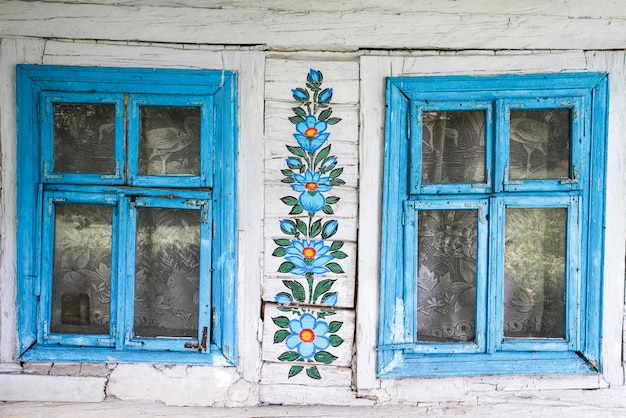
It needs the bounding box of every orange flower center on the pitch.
[299,328,315,343]
[305,182,318,191]
[304,127,318,138]
[302,247,316,258]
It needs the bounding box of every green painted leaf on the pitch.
[306,366,321,379]
[278,351,300,362]
[326,117,342,125]
[310,219,322,238]
[283,280,306,302]
[330,167,343,178]
[296,218,308,236]
[288,365,304,378]
[274,238,291,247]
[326,196,340,205]
[293,107,307,118]
[281,169,294,177]
[281,196,299,206]
[330,250,347,259]
[325,262,344,274]
[322,205,334,215]
[289,205,303,215]
[329,321,343,333]
[274,329,290,343]
[272,316,290,328]
[329,334,344,347]
[313,351,338,364]
[329,178,345,186]
[287,145,307,158]
[272,247,287,257]
[289,115,305,124]
[318,108,332,122]
[278,262,295,273]
[330,241,344,251]
[313,279,335,303]
[314,145,331,168]
[281,177,295,184]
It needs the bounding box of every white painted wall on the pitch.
[0,0,624,407]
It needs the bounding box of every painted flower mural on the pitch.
[271,69,347,379]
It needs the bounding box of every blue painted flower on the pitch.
[309,69,321,84]
[321,292,338,307]
[291,88,309,102]
[293,115,330,152]
[285,313,330,359]
[291,170,331,213]
[318,88,333,103]
[285,239,334,275]
[320,156,338,172]
[322,220,338,239]
[285,157,302,170]
[275,292,293,304]
[280,219,297,235]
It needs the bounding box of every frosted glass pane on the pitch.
[421,110,485,184]
[134,207,200,338]
[509,109,570,180]
[139,106,201,176]
[53,103,116,174]
[417,209,477,342]
[51,204,112,334]
[504,208,566,339]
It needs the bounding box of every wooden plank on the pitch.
[261,303,354,368]
[262,275,355,309]
[401,51,588,75]
[260,361,352,387]
[264,102,358,144]
[3,1,626,50]
[264,183,358,218]
[264,140,358,186]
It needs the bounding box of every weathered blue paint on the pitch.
[378,73,608,378]
[16,65,238,366]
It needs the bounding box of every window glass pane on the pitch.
[417,209,477,342]
[53,103,116,174]
[134,207,200,338]
[421,110,485,184]
[509,109,570,180]
[138,106,201,176]
[504,208,566,339]
[51,204,112,334]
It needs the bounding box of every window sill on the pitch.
[20,344,236,366]
[378,351,598,379]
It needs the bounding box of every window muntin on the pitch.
[17,65,237,365]
[379,73,607,378]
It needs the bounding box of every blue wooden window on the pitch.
[16,65,238,365]
[379,73,608,377]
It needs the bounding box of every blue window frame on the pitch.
[16,65,238,365]
[378,73,608,377]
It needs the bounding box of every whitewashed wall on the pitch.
[0,0,625,408]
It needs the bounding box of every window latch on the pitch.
[184,326,208,351]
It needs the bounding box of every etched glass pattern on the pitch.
[138,106,201,176]
[53,103,116,174]
[417,209,477,342]
[421,110,485,184]
[509,109,570,180]
[134,207,200,338]
[51,204,112,334]
[504,208,566,338]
